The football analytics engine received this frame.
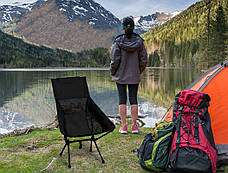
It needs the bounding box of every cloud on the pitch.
[95,0,201,19]
[96,0,156,18]
[1,0,201,19]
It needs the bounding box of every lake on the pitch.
[0,68,200,134]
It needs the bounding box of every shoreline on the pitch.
[0,66,187,72]
[0,114,149,138]
[0,67,110,71]
[0,118,59,139]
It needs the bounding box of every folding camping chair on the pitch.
[51,77,115,168]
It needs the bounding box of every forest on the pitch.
[0,0,227,69]
[144,0,228,69]
[0,30,109,68]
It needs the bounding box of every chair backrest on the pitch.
[52,77,89,100]
[51,77,115,137]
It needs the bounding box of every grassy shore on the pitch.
[0,126,152,173]
[0,126,227,173]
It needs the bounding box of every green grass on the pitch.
[0,126,152,173]
[0,127,227,173]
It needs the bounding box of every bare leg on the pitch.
[131,104,138,126]
[119,104,127,126]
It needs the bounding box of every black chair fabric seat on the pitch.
[51,77,115,168]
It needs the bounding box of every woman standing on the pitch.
[110,17,148,134]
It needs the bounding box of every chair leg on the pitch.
[90,140,93,152]
[60,143,67,156]
[62,137,71,168]
[67,142,71,168]
[79,141,82,149]
[93,140,105,164]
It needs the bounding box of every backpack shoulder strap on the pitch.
[194,108,200,144]
[176,105,184,145]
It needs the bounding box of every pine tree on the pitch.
[223,0,228,60]
[149,51,161,67]
[209,3,226,65]
[201,0,212,68]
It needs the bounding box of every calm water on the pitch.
[0,68,200,134]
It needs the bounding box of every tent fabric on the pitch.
[186,64,221,91]
[163,61,228,160]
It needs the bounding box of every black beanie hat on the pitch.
[122,16,134,30]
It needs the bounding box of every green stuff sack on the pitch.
[137,121,174,172]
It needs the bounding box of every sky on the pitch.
[0,0,202,19]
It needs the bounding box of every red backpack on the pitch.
[169,90,218,173]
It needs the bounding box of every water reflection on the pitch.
[0,68,200,134]
[140,68,200,107]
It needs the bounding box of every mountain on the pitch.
[55,0,120,29]
[0,0,181,52]
[0,0,120,29]
[134,12,181,34]
[0,0,47,24]
[0,29,109,68]
[0,0,121,52]
[141,0,228,68]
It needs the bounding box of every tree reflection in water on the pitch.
[0,68,200,133]
[139,68,200,108]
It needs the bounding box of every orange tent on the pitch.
[163,61,228,161]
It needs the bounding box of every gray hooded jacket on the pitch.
[110,33,148,84]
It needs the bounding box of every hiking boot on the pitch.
[131,124,139,134]
[119,125,128,134]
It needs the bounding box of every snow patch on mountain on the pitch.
[0,0,47,24]
[134,11,181,34]
[171,11,181,17]
[0,0,121,29]
[56,0,120,29]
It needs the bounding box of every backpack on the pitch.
[169,90,218,173]
[137,121,174,172]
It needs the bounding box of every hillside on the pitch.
[0,0,182,54]
[0,30,109,68]
[13,0,120,52]
[134,12,180,34]
[142,0,228,68]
